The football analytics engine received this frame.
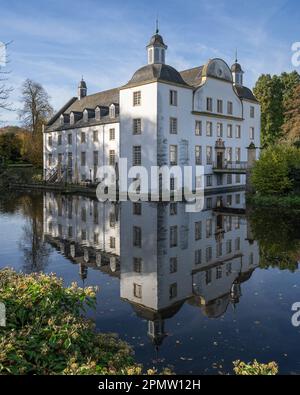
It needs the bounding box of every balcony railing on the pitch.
[212,161,248,173]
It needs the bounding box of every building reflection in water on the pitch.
[43,191,259,348]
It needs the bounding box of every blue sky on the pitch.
[1,0,300,124]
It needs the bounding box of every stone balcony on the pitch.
[212,160,248,174]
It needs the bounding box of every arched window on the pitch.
[161,49,165,64]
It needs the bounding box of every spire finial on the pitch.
[156,16,159,34]
[235,48,238,63]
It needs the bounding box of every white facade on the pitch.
[44,30,260,192]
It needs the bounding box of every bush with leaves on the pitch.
[251,144,300,195]
[0,269,146,375]
[233,360,278,375]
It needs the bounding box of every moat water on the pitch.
[0,190,299,374]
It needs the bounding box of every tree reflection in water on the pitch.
[248,207,300,272]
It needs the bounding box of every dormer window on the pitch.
[70,112,75,125]
[95,107,101,121]
[60,114,64,126]
[109,104,116,118]
[83,109,88,123]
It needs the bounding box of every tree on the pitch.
[253,74,284,146]
[253,71,300,146]
[282,84,300,143]
[19,79,53,135]
[0,132,22,162]
[251,144,300,194]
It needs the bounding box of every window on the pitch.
[206,197,212,209]
[195,249,202,265]
[235,237,241,251]
[58,134,62,146]
[109,150,115,166]
[109,128,115,140]
[206,121,213,137]
[169,145,178,165]
[217,122,223,137]
[206,97,213,112]
[217,174,223,186]
[81,207,87,222]
[216,243,223,258]
[133,118,141,135]
[93,130,98,142]
[48,136,52,146]
[217,99,223,114]
[206,175,212,187]
[206,146,213,165]
[133,91,141,106]
[94,232,99,244]
[133,146,141,166]
[58,153,62,165]
[169,283,177,299]
[236,193,241,204]
[133,226,142,247]
[195,120,202,136]
[195,221,202,240]
[170,117,178,134]
[48,154,52,166]
[227,194,232,206]
[67,133,72,145]
[206,246,212,263]
[227,124,233,138]
[170,202,177,215]
[250,106,255,118]
[170,177,175,191]
[133,258,142,273]
[226,216,232,231]
[236,174,241,183]
[227,101,233,115]
[227,174,232,184]
[206,269,212,284]
[81,152,86,166]
[109,212,116,228]
[250,127,255,140]
[133,283,142,298]
[170,90,178,106]
[206,219,212,238]
[216,265,222,279]
[195,145,202,165]
[236,125,241,138]
[170,226,178,247]
[68,226,73,238]
[170,257,178,273]
[133,202,141,215]
[226,240,232,255]
[93,151,98,166]
[109,104,115,118]
[226,262,232,275]
[81,229,86,241]
[235,148,241,162]
[226,147,233,161]
[81,132,86,143]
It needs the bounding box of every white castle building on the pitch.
[44,28,260,192]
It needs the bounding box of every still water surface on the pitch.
[0,190,299,374]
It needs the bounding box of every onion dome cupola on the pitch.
[78,77,87,100]
[231,52,244,86]
[146,22,168,65]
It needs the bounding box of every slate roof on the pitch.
[234,85,258,102]
[123,63,189,88]
[180,66,204,87]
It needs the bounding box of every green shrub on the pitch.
[251,144,300,195]
[0,269,141,375]
[233,360,278,375]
